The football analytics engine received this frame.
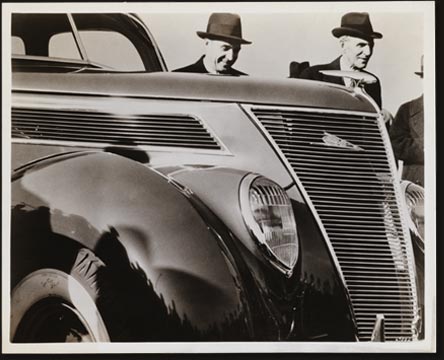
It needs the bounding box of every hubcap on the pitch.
[13,297,93,343]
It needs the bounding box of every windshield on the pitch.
[11,13,164,72]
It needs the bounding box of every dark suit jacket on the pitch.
[389,95,424,186]
[298,57,382,108]
[173,56,247,76]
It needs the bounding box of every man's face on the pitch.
[342,36,374,70]
[204,39,241,73]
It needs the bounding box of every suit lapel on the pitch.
[196,56,209,73]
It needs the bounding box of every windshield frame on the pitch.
[11,13,167,73]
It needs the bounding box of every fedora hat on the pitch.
[415,55,424,77]
[197,13,252,44]
[332,12,382,41]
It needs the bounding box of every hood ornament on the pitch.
[319,70,377,88]
[311,131,364,151]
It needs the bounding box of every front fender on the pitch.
[11,151,252,340]
[165,166,357,341]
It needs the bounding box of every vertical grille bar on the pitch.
[250,106,419,341]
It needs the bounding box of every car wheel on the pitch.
[11,248,110,343]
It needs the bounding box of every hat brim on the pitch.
[332,27,383,41]
[197,31,252,44]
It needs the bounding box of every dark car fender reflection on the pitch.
[11,152,254,341]
[93,226,249,341]
[10,204,251,341]
[287,196,357,340]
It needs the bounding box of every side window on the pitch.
[12,13,76,58]
[12,36,25,55]
[77,30,145,71]
[48,32,82,60]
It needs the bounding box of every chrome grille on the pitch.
[251,106,418,341]
[11,108,221,150]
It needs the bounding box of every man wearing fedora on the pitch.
[174,13,251,76]
[390,56,424,187]
[298,12,383,108]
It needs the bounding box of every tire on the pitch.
[11,248,110,343]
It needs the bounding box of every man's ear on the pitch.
[339,36,347,49]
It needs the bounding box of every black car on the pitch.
[9,13,424,343]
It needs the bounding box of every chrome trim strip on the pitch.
[11,138,232,156]
[10,88,381,112]
[370,314,385,342]
[192,114,231,155]
[67,13,88,62]
[12,55,92,65]
[240,103,379,117]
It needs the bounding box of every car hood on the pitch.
[12,71,377,112]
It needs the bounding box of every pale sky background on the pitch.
[144,10,424,115]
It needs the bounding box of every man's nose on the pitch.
[362,45,372,56]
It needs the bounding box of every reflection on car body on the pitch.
[10,13,424,343]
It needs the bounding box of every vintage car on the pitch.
[9,13,424,343]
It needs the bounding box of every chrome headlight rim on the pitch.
[239,173,299,277]
[401,180,425,241]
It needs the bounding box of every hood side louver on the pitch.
[12,108,222,151]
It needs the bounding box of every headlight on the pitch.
[240,174,299,276]
[402,181,424,240]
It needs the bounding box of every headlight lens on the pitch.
[402,181,424,240]
[240,175,299,275]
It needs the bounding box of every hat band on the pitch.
[343,24,374,34]
[207,23,242,38]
